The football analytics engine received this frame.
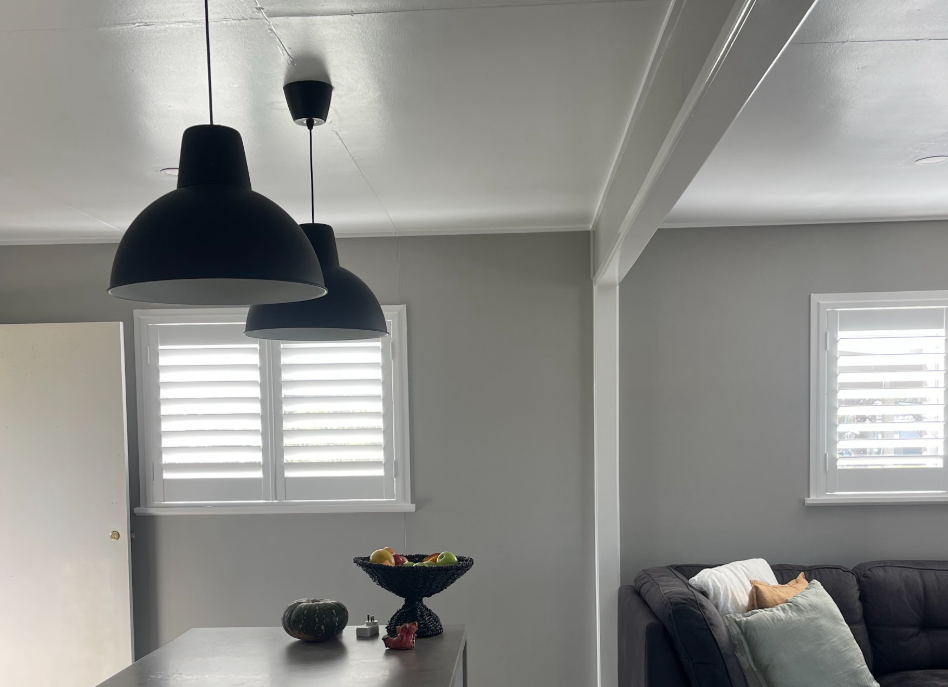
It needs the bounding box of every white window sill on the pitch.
[135,502,416,516]
[805,494,948,506]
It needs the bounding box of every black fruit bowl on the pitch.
[353,554,473,638]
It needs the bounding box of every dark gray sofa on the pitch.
[619,561,948,687]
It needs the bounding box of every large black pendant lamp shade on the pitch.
[108,1,325,305]
[244,81,387,341]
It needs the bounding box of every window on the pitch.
[133,307,412,514]
[810,292,948,505]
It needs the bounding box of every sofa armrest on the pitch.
[634,567,747,687]
[619,585,690,687]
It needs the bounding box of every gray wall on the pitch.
[0,232,594,687]
[620,221,948,582]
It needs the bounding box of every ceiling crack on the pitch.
[0,0,642,35]
[330,126,400,235]
[252,1,296,65]
[0,175,121,234]
[263,0,641,20]
[0,16,256,35]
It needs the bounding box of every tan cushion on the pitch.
[747,572,808,610]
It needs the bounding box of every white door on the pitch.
[0,322,133,686]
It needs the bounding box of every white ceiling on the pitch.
[666,0,948,228]
[0,0,667,243]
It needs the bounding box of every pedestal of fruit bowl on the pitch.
[353,554,474,638]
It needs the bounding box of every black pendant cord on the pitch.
[204,0,214,125]
[307,118,315,224]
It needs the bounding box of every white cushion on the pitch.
[689,558,778,615]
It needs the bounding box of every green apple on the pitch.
[416,561,433,567]
[436,551,458,566]
[401,561,415,567]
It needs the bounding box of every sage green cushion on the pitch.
[724,580,879,687]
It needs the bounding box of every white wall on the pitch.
[620,221,948,581]
[0,232,595,687]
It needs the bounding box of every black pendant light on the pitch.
[244,81,387,341]
[108,0,326,305]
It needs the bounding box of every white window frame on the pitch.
[133,306,413,515]
[809,291,948,506]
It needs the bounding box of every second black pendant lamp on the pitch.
[108,0,326,305]
[245,81,388,341]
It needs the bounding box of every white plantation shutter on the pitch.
[814,294,948,500]
[135,307,410,511]
[275,339,392,501]
[141,316,270,503]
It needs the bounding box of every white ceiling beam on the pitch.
[592,0,820,286]
[590,3,820,687]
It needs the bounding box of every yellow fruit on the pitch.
[383,547,397,555]
[370,549,395,565]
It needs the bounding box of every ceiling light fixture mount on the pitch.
[284,80,333,127]
[915,156,948,166]
[245,80,388,341]
[108,0,326,306]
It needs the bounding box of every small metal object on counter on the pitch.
[356,615,379,638]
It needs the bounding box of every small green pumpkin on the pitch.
[282,598,348,642]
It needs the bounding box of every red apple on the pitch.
[393,554,407,566]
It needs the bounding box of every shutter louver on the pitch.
[833,307,946,493]
[278,341,387,501]
[156,322,266,502]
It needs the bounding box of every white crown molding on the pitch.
[0,223,590,246]
[660,214,948,230]
[334,223,591,238]
[0,236,124,246]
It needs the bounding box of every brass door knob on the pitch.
[110,531,121,540]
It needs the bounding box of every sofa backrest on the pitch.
[855,560,948,675]
[771,564,872,669]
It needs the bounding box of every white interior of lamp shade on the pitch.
[108,279,327,306]
[244,327,388,341]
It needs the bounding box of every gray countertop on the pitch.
[97,626,467,686]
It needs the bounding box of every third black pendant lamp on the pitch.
[108,0,326,305]
[244,81,387,341]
